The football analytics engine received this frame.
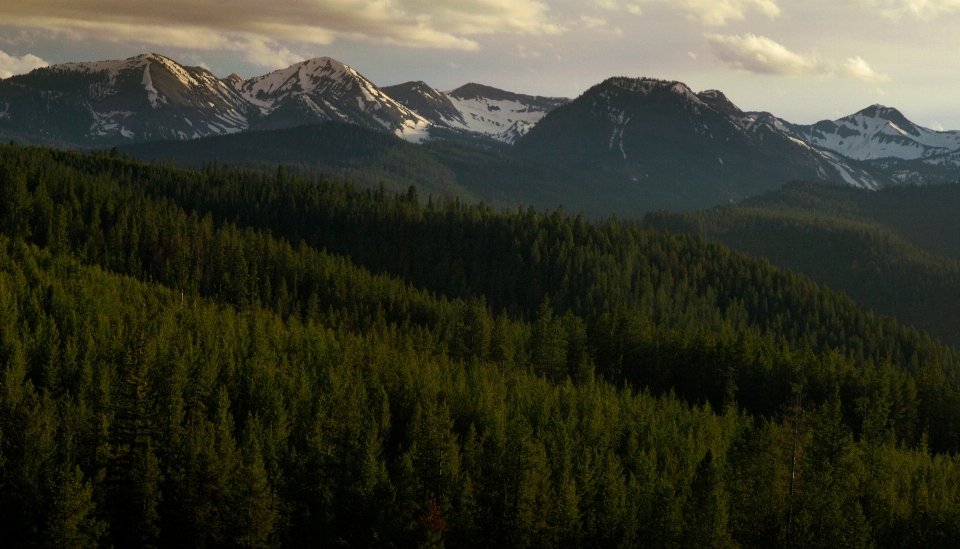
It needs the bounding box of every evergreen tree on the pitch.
[0,164,32,243]
[107,335,163,549]
[681,450,737,548]
[41,464,105,549]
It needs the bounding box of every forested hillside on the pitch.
[740,181,960,260]
[121,118,853,218]
[644,181,960,346]
[4,143,960,547]
[120,121,645,216]
[121,122,474,201]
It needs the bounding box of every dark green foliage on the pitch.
[743,180,960,261]
[0,162,32,243]
[643,181,960,346]
[3,142,960,547]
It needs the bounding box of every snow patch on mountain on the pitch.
[443,95,544,141]
[416,83,570,143]
[397,118,432,143]
[142,62,161,108]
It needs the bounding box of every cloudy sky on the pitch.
[1,0,959,128]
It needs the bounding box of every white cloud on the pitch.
[657,0,780,25]
[841,56,890,82]
[931,121,945,131]
[581,0,646,19]
[595,0,777,23]
[846,0,960,20]
[594,0,622,8]
[706,33,822,75]
[706,34,888,82]
[0,49,48,78]
[581,16,609,28]
[240,38,306,69]
[594,0,642,13]
[0,0,564,66]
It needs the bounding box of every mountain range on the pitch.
[2,52,959,214]
[0,53,564,146]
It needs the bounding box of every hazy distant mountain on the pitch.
[121,76,925,218]
[775,105,960,185]
[782,105,960,162]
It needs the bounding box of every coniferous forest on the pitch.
[5,142,960,548]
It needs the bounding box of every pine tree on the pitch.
[41,464,105,549]
[530,300,567,381]
[228,417,278,549]
[681,450,737,549]
[0,164,32,243]
[107,335,163,549]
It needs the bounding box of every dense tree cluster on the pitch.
[3,142,960,547]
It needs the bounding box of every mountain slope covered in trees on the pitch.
[739,181,960,260]
[119,121,644,215]
[643,181,960,346]
[120,121,474,199]
[3,144,960,547]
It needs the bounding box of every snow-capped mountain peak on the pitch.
[0,53,251,142]
[780,104,960,163]
[6,52,952,188]
[851,105,920,136]
[3,52,567,146]
[236,57,430,140]
[240,57,355,104]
